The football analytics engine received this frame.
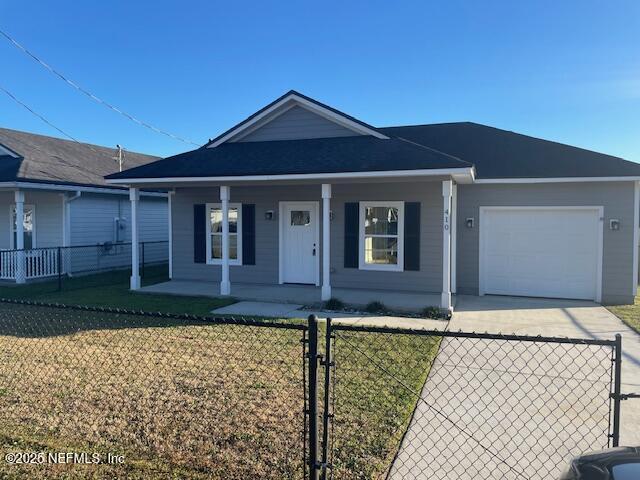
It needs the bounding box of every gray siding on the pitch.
[235,105,358,142]
[456,182,637,305]
[172,182,443,294]
[70,193,167,245]
[0,190,63,249]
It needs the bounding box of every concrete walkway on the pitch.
[390,295,640,479]
[211,301,450,330]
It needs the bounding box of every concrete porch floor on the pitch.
[138,279,448,312]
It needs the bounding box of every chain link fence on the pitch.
[0,300,307,479]
[325,324,618,480]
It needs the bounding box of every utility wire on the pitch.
[0,83,123,167]
[0,83,82,143]
[0,28,199,147]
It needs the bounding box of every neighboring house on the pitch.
[106,90,640,310]
[0,127,167,283]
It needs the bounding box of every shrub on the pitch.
[324,298,345,311]
[421,306,446,319]
[365,301,387,314]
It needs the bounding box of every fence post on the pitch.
[141,242,145,280]
[57,247,62,291]
[320,317,333,480]
[307,314,320,480]
[612,333,622,447]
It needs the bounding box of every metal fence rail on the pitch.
[0,300,307,479]
[322,323,619,480]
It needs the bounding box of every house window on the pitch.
[10,204,35,250]
[206,203,242,265]
[359,201,404,271]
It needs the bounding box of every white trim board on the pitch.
[278,201,320,286]
[105,167,476,185]
[0,181,166,197]
[633,182,639,294]
[208,92,388,147]
[474,177,640,184]
[478,206,604,303]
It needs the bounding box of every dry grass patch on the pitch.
[0,304,305,479]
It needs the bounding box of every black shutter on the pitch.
[344,202,359,268]
[242,204,256,265]
[404,202,421,271]
[193,204,206,264]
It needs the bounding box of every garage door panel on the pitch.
[481,208,601,301]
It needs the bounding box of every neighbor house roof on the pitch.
[380,122,640,179]
[0,127,158,188]
[106,136,472,180]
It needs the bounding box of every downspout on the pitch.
[63,191,82,247]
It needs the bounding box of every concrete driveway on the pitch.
[389,295,640,480]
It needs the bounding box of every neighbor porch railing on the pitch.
[0,241,168,283]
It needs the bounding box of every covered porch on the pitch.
[124,177,462,313]
[138,279,450,313]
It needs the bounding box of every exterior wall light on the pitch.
[265,210,274,221]
[610,219,620,231]
[466,218,474,229]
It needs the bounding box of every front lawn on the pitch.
[0,303,440,479]
[0,266,234,316]
[608,289,640,333]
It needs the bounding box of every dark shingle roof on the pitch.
[107,118,640,182]
[380,122,640,179]
[107,135,471,180]
[0,127,158,188]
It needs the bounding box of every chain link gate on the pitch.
[304,315,625,480]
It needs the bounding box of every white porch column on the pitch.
[441,180,453,312]
[168,190,174,280]
[451,184,458,294]
[321,184,332,301]
[14,190,25,284]
[130,187,141,290]
[220,186,231,296]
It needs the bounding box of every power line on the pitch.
[0,83,82,143]
[0,28,200,147]
[0,83,122,166]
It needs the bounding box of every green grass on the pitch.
[0,266,235,316]
[608,289,640,333]
[329,330,441,479]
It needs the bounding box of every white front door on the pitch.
[280,202,319,284]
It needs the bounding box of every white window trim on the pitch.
[10,204,36,249]
[359,201,404,272]
[205,202,242,266]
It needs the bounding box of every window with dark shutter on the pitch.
[242,204,256,265]
[193,204,206,263]
[404,202,421,271]
[344,202,359,268]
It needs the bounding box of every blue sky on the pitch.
[1,1,639,161]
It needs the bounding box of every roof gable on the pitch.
[206,90,388,147]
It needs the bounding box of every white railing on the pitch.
[0,248,60,281]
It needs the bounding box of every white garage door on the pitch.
[480,208,602,301]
